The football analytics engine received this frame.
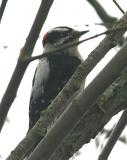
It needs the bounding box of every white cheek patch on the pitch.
[31,58,50,99]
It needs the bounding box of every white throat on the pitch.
[43,43,83,60]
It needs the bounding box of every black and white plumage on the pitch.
[29,26,88,131]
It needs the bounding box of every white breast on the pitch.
[31,58,50,99]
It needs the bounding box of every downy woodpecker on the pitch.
[29,26,88,131]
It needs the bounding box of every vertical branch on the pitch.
[0,0,54,132]
[98,110,127,160]
[0,0,8,22]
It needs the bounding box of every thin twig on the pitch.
[113,0,125,14]
[27,26,127,62]
[0,0,8,23]
[98,109,127,160]
[87,0,117,28]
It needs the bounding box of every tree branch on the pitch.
[87,0,117,27]
[113,0,125,14]
[27,36,127,160]
[51,69,127,160]
[87,0,125,46]
[98,109,127,160]
[27,26,127,62]
[0,0,54,132]
[0,0,8,22]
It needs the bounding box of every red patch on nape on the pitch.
[43,32,48,41]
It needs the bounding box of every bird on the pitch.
[28,26,88,131]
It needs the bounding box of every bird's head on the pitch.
[42,26,89,57]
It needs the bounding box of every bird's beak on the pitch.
[72,30,89,39]
[78,30,89,36]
